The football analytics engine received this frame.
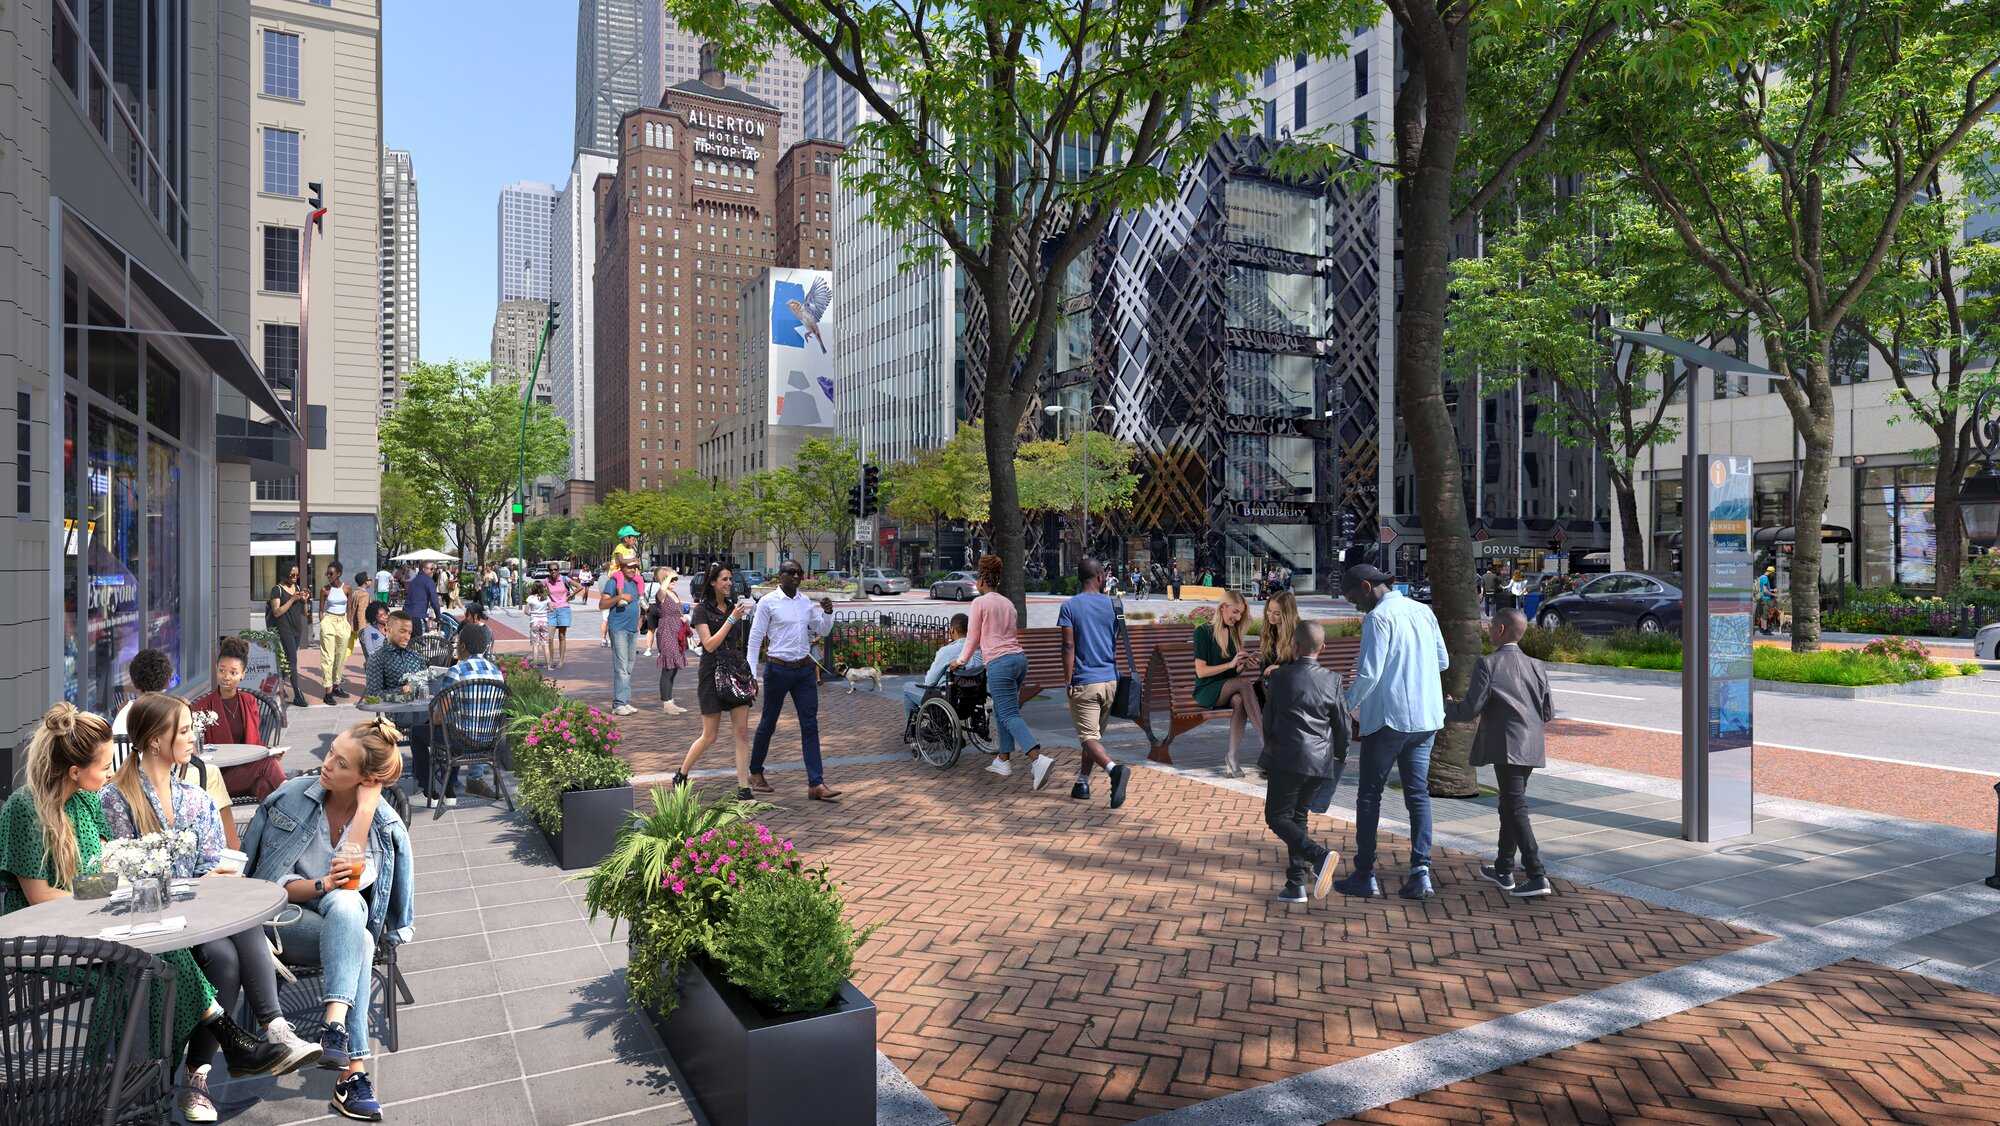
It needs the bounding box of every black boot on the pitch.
[210,1011,296,1078]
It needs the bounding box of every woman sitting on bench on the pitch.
[1193,590,1264,779]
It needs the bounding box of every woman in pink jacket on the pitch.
[950,554,1054,789]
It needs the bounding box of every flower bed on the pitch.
[1521,626,1976,685]
[513,701,632,835]
[825,620,949,674]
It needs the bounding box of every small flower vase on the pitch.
[130,875,163,916]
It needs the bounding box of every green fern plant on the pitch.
[582,785,772,933]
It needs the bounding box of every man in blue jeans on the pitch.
[598,558,645,715]
[1334,564,1450,901]
[747,560,839,801]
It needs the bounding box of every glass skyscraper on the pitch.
[497,180,557,303]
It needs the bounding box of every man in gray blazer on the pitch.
[1259,621,1348,903]
[1446,609,1557,897]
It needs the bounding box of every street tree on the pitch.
[793,437,864,567]
[1016,431,1141,556]
[1580,0,2000,648]
[377,471,449,563]
[881,423,993,547]
[742,468,817,564]
[669,0,1372,615]
[377,360,570,574]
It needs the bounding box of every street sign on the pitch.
[1471,522,1490,542]
[1685,453,1756,842]
[1378,523,1397,545]
[1552,526,1567,545]
[853,517,872,546]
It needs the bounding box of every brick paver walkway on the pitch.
[1357,959,2000,1124]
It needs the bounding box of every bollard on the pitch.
[1990,782,2000,891]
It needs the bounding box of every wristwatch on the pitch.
[312,878,325,895]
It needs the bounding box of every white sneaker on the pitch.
[1029,755,1054,791]
[663,701,687,715]
[444,796,459,808]
[177,1068,219,1123]
[615,704,638,716]
[262,1016,323,1072]
[984,758,1013,778]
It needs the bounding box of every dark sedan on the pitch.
[1534,571,1683,634]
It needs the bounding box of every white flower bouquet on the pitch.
[100,828,199,884]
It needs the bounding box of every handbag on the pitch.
[1110,596,1146,722]
[712,654,759,709]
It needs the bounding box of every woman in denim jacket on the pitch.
[243,717,414,1123]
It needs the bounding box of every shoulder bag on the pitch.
[707,608,759,709]
[1110,596,1146,722]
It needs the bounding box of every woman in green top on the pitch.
[0,703,292,1105]
[1191,590,1264,779]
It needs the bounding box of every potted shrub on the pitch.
[515,702,633,869]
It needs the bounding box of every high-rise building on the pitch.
[7,0,297,742]
[551,152,617,483]
[491,299,554,405]
[574,0,645,156]
[642,6,807,153]
[498,180,558,303]
[380,149,419,410]
[247,0,385,594]
[593,52,782,494]
[777,140,840,269]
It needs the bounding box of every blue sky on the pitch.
[384,1,576,365]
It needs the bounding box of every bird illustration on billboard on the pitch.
[785,276,832,353]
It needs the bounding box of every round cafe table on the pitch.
[0,875,286,955]
[357,697,433,723]
[199,743,280,771]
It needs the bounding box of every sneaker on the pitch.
[443,796,459,808]
[417,794,434,809]
[1399,867,1436,901]
[318,1023,352,1071]
[1029,755,1054,791]
[614,704,638,716]
[1332,871,1382,898]
[1311,849,1341,899]
[1070,780,1092,800]
[1107,764,1131,810]
[1509,875,1554,898]
[263,1016,323,1072]
[663,701,687,715]
[178,1069,219,1123]
[332,1072,384,1122]
[213,1011,293,1077]
[984,758,1013,778]
[1275,883,1308,903]
[1477,864,1516,891]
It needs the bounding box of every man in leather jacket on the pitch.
[1258,620,1348,903]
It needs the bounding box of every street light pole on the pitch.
[296,182,327,587]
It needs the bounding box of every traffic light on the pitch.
[860,463,881,517]
[306,181,325,231]
[545,300,562,336]
[847,482,864,518]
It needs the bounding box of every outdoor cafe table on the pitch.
[199,743,282,771]
[357,697,434,723]
[0,875,286,955]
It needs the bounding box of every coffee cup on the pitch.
[214,848,248,875]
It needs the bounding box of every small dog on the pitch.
[844,666,882,694]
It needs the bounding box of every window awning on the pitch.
[251,539,335,557]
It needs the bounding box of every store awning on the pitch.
[251,539,335,557]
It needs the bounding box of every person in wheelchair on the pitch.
[904,613,983,739]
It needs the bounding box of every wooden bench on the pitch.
[1137,636,1362,764]
[1014,622,1201,707]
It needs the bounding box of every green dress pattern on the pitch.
[0,789,216,1052]
[1191,622,1238,709]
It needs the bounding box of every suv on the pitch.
[859,568,910,596]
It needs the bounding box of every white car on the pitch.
[1975,622,2000,660]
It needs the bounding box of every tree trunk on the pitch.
[1789,363,1836,651]
[984,389,1029,622]
[1933,417,1965,596]
[1611,467,1646,573]
[1399,47,1482,798]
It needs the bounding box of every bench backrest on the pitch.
[1149,635,1362,709]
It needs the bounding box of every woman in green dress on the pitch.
[0,704,292,1103]
[1191,590,1264,778]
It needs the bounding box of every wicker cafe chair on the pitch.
[0,935,177,1126]
[426,679,513,821]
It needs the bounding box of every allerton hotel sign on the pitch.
[689,107,767,162]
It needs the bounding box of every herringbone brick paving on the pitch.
[1357,959,2000,1125]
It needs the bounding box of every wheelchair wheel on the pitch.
[964,699,995,756]
[913,697,964,769]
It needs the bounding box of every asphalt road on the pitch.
[1548,665,2000,777]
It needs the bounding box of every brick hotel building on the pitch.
[593,50,782,492]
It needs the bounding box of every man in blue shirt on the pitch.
[1334,564,1451,901]
[427,614,507,808]
[598,557,645,714]
[404,561,440,628]
[904,614,982,723]
[1058,558,1132,808]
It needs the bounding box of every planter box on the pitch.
[652,957,876,1126]
[537,785,633,870]
[1547,661,1960,699]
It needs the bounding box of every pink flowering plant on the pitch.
[514,701,631,834]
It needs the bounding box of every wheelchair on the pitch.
[906,670,995,769]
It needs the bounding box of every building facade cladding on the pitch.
[551,152,616,481]
[776,140,841,269]
[641,6,806,153]
[592,80,781,495]
[247,0,382,595]
[8,0,295,745]
[498,180,558,303]
[574,0,644,156]
[490,299,553,405]
[379,148,418,410]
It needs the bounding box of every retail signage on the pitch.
[688,108,768,161]
[1233,500,1309,521]
[1475,542,1521,559]
[1702,454,1756,837]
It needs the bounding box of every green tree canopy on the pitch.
[377,470,449,564]
[742,468,816,563]
[377,360,570,573]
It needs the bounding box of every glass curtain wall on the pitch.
[1858,465,1938,588]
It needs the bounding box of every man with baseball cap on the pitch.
[1333,564,1450,901]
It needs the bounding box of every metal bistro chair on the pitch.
[427,679,513,820]
[1,935,177,1126]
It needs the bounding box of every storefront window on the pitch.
[85,411,141,714]
[147,440,182,682]
[1223,523,1317,593]
[1652,477,1683,572]
[1858,465,1937,587]
[1225,434,1315,502]
[1754,472,1793,529]
[1226,179,1324,256]
[1224,350,1315,418]
[63,394,80,705]
[1226,268,1324,338]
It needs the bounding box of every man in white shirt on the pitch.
[746,560,838,800]
[374,566,393,605]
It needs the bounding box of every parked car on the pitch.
[930,571,979,601]
[1535,571,1683,634]
[859,568,910,596]
[820,570,852,583]
[1975,622,2000,661]
[736,569,767,590]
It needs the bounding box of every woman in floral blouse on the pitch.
[101,694,320,1120]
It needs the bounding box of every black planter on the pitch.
[538,785,633,870]
[652,957,876,1126]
